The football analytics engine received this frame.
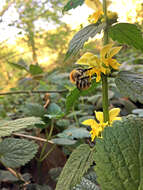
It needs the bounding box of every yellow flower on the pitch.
[88,10,103,24]
[100,44,122,70]
[76,52,106,82]
[85,0,102,11]
[109,108,121,125]
[82,108,121,141]
[76,44,122,82]
[82,118,107,141]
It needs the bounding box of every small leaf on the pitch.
[63,0,84,13]
[0,117,43,137]
[51,138,77,145]
[66,80,98,112]
[23,103,47,117]
[115,71,143,103]
[0,138,38,168]
[109,23,143,52]
[94,115,143,190]
[65,23,106,61]
[45,103,64,119]
[56,144,95,190]
[29,64,43,75]
[57,127,90,139]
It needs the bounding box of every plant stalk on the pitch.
[102,0,109,122]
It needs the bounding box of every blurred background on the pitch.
[1,1,143,189]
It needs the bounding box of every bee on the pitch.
[69,68,92,90]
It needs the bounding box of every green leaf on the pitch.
[66,80,98,112]
[56,144,95,190]
[0,117,43,137]
[63,0,84,13]
[45,103,64,119]
[51,138,77,145]
[57,127,90,139]
[29,64,43,75]
[0,138,38,168]
[65,23,106,61]
[23,103,47,117]
[8,59,28,71]
[115,71,143,103]
[109,23,143,52]
[94,115,143,190]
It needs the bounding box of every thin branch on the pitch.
[13,132,54,144]
[0,90,68,96]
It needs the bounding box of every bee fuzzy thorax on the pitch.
[69,68,92,90]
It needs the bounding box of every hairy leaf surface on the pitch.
[94,115,143,190]
[56,144,95,190]
[109,23,143,52]
[0,138,38,168]
[65,23,106,61]
[0,117,43,137]
[115,71,143,103]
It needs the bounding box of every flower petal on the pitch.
[100,43,113,59]
[95,70,101,82]
[85,0,102,11]
[95,111,104,123]
[109,46,122,58]
[109,108,120,123]
[82,119,97,126]
[109,59,120,70]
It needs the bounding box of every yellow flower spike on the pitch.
[77,52,109,82]
[100,44,122,70]
[109,108,122,125]
[88,10,103,24]
[82,108,122,141]
[100,43,113,59]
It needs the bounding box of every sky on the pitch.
[0,0,142,43]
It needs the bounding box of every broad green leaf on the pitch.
[0,138,38,168]
[94,115,143,190]
[45,103,64,119]
[57,127,90,139]
[23,103,47,117]
[115,71,143,103]
[63,0,84,13]
[109,23,143,52]
[29,64,43,75]
[65,23,106,61]
[56,144,95,190]
[66,79,98,112]
[51,138,77,145]
[0,117,43,137]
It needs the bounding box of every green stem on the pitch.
[102,0,109,122]
[39,119,54,161]
[101,74,109,122]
